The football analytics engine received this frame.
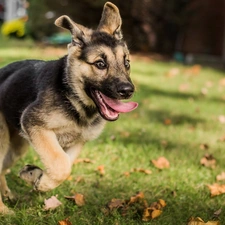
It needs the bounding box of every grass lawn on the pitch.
[0,37,225,225]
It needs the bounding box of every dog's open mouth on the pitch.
[91,89,138,121]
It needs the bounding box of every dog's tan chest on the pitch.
[54,119,105,149]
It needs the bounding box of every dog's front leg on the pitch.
[20,128,72,192]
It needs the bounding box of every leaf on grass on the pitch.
[179,83,189,92]
[127,192,145,205]
[216,172,225,181]
[199,143,209,150]
[219,78,225,86]
[165,67,180,78]
[207,183,225,197]
[188,217,220,225]
[104,192,166,221]
[74,158,93,164]
[96,165,105,176]
[44,196,62,211]
[131,168,152,175]
[142,199,166,221]
[107,198,125,210]
[151,156,170,169]
[200,154,216,169]
[218,115,225,124]
[58,218,72,225]
[65,193,85,206]
[164,118,172,125]
[213,208,222,217]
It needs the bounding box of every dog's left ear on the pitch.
[55,15,92,47]
[97,2,123,40]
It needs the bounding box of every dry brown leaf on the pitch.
[207,183,225,197]
[219,78,225,86]
[218,115,225,124]
[127,192,145,205]
[200,154,216,169]
[74,176,84,184]
[213,208,222,217]
[123,171,130,177]
[179,83,189,92]
[218,135,225,142]
[188,217,220,225]
[200,143,209,150]
[96,165,105,176]
[58,218,72,225]
[216,172,225,181]
[151,156,170,169]
[131,168,152,175]
[107,198,125,210]
[142,199,166,221]
[74,158,93,164]
[166,68,180,78]
[44,196,62,211]
[65,193,85,206]
[164,118,172,125]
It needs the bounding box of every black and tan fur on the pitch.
[0,2,137,213]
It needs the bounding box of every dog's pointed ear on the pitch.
[55,15,91,47]
[97,2,123,40]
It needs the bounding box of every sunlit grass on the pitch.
[0,38,225,224]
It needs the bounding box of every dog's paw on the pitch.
[19,165,43,190]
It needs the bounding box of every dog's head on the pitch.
[55,2,138,121]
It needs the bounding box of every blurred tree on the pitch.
[26,0,192,53]
[27,0,56,40]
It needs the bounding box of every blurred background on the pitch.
[0,0,225,66]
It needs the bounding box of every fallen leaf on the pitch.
[179,83,189,92]
[218,115,225,124]
[200,143,209,150]
[131,168,152,175]
[96,165,105,176]
[216,172,225,181]
[201,88,208,96]
[142,199,166,221]
[107,198,125,210]
[74,158,93,164]
[58,218,72,225]
[164,118,172,125]
[213,208,222,217]
[74,176,84,184]
[188,217,220,225]
[151,156,170,169]
[44,196,62,211]
[127,192,145,205]
[219,78,225,86]
[123,171,130,177]
[166,68,180,78]
[218,135,225,142]
[65,193,85,206]
[207,183,225,197]
[200,154,216,169]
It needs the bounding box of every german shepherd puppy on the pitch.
[0,2,137,213]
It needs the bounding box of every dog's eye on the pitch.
[124,59,130,69]
[94,61,107,70]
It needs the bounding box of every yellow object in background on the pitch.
[1,18,26,38]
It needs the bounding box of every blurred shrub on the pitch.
[1,18,26,38]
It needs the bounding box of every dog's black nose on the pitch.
[117,82,134,98]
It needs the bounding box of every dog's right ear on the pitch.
[55,15,92,47]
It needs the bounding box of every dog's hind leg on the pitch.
[0,112,12,214]
[2,132,29,200]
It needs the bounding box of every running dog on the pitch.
[0,2,138,213]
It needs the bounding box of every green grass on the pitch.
[0,38,225,224]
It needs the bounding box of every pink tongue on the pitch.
[101,93,138,113]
